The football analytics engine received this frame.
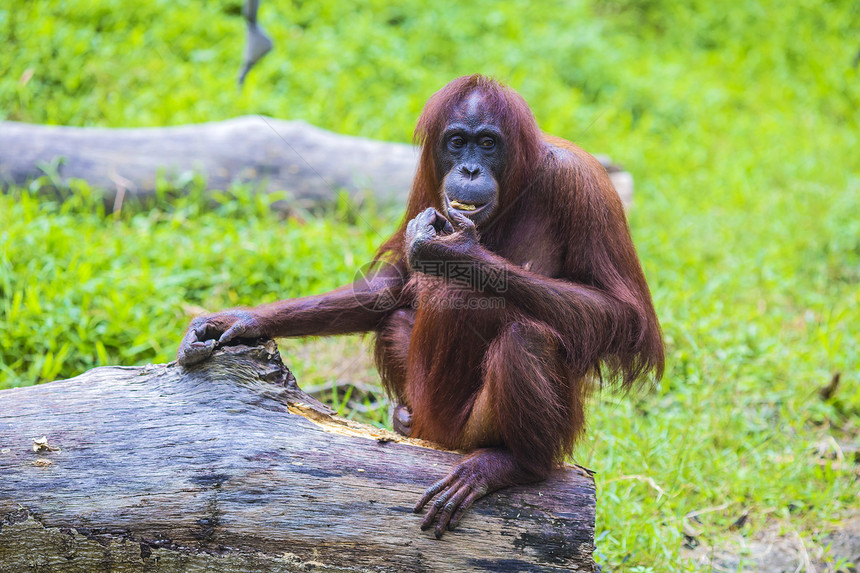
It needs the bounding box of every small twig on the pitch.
[604,474,667,501]
[684,503,733,520]
[681,502,733,537]
[109,170,136,215]
[787,522,813,573]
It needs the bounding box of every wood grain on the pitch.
[0,341,596,572]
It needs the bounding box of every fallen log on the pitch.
[0,117,633,210]
[0,340,597,572]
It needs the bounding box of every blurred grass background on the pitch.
[1,0,858,570]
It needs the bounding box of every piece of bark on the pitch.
[0,117,633,210]
[0,340,596,572]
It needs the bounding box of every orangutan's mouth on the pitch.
[449,199,485,212]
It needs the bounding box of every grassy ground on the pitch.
[1,0,858,570]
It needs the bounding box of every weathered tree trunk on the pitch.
[0,341,596,572]
[0,117,633,210]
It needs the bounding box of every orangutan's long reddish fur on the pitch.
[373,75,664,478]
[179,74,664,496]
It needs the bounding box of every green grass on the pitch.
[1,0,858,570]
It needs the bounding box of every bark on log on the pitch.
[0,117,633,210]
[0,340,597,572]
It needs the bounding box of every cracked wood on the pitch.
[0,341,596,572]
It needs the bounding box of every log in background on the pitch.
[0,341,596,572]
[0,117,634,210]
